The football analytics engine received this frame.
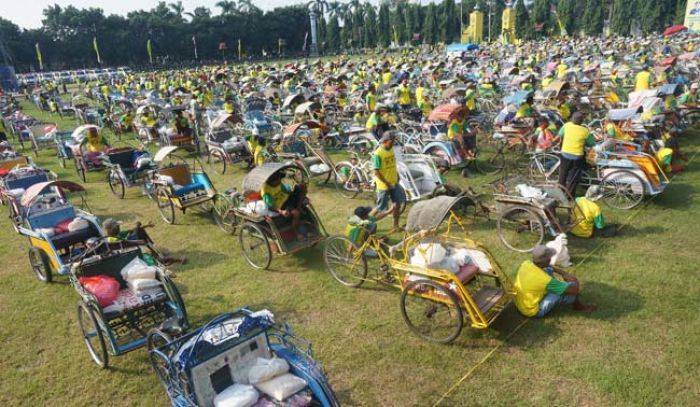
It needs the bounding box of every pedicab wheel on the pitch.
[323,236,368,288]
[208,150,227,175]
[400,279,463,344]
[334,163,362,199]
[212,193,239,235]
[107,170,125,199]
[239,223,271,270]
[156,188,176,224]
[163,275,189,328]
[28,247,52,283]
[75,159,87,182]
[600,169,645,210]
[529,153,560,181]
[77,302,109,368]
[474,142,505,175]
[146,329,174,386]
[497,206,545,253]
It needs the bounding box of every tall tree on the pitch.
[378,3,392,47]
[583,0,604,35]
[514,0,531,39]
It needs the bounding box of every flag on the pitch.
[392,26,399,46]
[237,39,242,60]
[147,39,153,64]
[93,36,102,64]
[35,43,44,70]
[192,36,198,60]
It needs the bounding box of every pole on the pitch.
[488,1,492,43]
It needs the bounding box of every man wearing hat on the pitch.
[513,245,595,317]
[372,131,406,232]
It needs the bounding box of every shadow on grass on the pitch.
[176,249,227,272]
[652,182,694,209]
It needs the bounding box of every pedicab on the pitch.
[277,121,335,183]
[70,242,188,368]
[16,180,103,282]
[220,163,327,270]
[17,122,58,157]
[204,112,250,174]
[105,147,157,199]
[492,176,582,252]
[323,195,514,343]
[54,128,80,169]
[151,146,217,224]
[159,105,199,151]
[146,308,339,407]
[134,103,162,144]
[70,124,112,182]
[1,165,56,229]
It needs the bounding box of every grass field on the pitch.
[1,101,698,406]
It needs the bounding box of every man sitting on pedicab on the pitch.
[261,171,309,240]
[102,218,186,265]
[448,106,476,161]
[514,245,596,318]
[172,110,193,138]
[80,127,110,166]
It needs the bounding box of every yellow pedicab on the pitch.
[323,196,514,343]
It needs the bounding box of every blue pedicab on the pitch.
[147,308,339,407]
[1,165,56,230]
[16,181,103,282]
[54,129,78,169]
[105,147,157,199]
[71,244,188,368]
[151,146,217,224]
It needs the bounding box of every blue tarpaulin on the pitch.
[446,43,479,54]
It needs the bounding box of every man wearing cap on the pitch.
[514,245,595,318]
[372,132,406,232]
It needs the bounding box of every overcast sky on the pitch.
[4,1,302,29]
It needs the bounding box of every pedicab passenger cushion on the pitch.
[173,173,211,197]
[6,173,50,191]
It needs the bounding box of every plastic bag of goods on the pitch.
[411,243,447,267]
[309,163,330,175]
[248,357,290,384]
[79,275,121,307]
[545,233,572,268]
[254,373,308,402]
[127,278,162,292]
[214,384,259,407]
[121,256,157,281]
[67,217,89,232]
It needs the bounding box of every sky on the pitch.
[3,0,298,29]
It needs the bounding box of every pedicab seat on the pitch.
[51,224,100,250]
[28,205,76,230]
[6,173,50,191]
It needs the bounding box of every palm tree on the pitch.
[238,0,260,14]
[216,0,238,16]
[169,1,185,20]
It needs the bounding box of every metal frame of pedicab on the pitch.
[232,162,328,270]
[146,308,340,407]
[134,103,162,144]
[151,146,217,224]
[105,146,157,199]
[17,122,59,157]
[158,105,199,151]
[16,180,103,282]
[323,196,514,344]
[203,112,251,174]
[70,124,109,182]
[277,120,336,183]
[1,165,56,226]
[492,176,583,253]
[70,243,188,369]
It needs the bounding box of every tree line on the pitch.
[0,0,689,72]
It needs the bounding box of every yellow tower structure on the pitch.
[501,2,516,45]
[461,6,485,43]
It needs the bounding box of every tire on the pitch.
[77,302,109,368]
[163,275,188,328]
[212,193,239,235]
[107,170,125,199]
[239,223,272,270]
[155,187,176,224]
[208,150,227,175]
[146,329,173,387]
[474,143,506,175]
[600,169,645,210]
[28,247,52,283]
[323,236,368,288]
[400,279,463,344]
[497,206,545,252]
[334,163,362,199]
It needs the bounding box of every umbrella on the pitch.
[663,25,687,37]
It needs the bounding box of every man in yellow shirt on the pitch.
[634,65,653,92]
[571,196,605,238]
[514,245,596,317]
[261,170,308,239]
[557,112,595,195]
[396,79,412,109]
[372,132,405,231]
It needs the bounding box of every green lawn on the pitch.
[0,101,698,406]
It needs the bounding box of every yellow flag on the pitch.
[147,39,153,64]
[35,43,44,70]
[93,37,102,64]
